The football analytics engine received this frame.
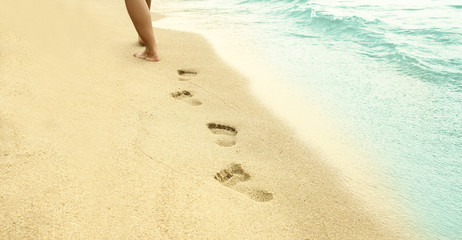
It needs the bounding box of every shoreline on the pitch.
[1,0,414,238]
[150,9,422,239]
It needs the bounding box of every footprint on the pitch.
[171,90,202,106]
[214,162,250,185]
[177,69,197,81]
[207,123,237,147]
[214,163,273,202]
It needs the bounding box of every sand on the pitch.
[0,0,409,239]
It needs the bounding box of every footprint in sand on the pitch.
[171,90,202,106]
[177,69,197,81]
[207,123,237,147]
[214,163,273,202]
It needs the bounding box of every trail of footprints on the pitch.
[172,69,273,202]
[171,69,202,106]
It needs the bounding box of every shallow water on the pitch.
[153,0,462,238]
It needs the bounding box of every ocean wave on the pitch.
[246,1,462,87]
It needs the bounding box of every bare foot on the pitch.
[134,50,159,62]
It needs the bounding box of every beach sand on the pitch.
[1,0,407,239]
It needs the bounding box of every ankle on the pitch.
[144,47,158,57]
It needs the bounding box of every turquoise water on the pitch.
[153,0,462,238]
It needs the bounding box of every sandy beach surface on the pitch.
[0,0,410,239]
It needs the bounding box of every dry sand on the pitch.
[1,0,409,239]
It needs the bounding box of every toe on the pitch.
[134,52,146,59]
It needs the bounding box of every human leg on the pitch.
[124,0,159,61]
[138,0,152,45]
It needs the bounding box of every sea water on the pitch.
[152,0,462,238]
